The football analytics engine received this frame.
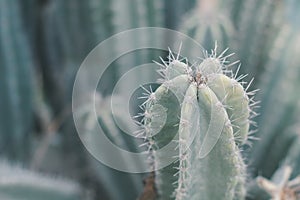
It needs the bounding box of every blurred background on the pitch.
[0,0,300,199]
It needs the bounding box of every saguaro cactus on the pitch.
[139,47,256,200]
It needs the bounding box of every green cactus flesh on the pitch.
[139,48,254,200]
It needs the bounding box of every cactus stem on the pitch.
[140,45,253,199]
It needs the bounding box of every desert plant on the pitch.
[138,47,257,199]
[249,22,300,179]
[234,0,284,81]
[0,160,83,200]
[2,0,300,199]
[180,0,234,52]
[78,93,145,200]
[0,0,34,162]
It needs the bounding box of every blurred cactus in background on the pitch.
[0,0,34,162]
[0,0,300,199]
[0,160,83,200]
[180,0,234,52]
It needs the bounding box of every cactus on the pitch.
[138,47,256,199]
[0,160,82,200]
[78,93,145,200]
[3,1,300,200]
[112,0,164,82]
[249,24,300,178]
[0,0,34,162]
[164,0,196,29]
[180,0,234,53]
[234,0,284,81]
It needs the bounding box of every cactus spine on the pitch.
[139,47,256,199]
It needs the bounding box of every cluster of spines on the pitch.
[135,44,258,199]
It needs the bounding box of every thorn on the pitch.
[177,42,183,60]
[245,78,254,92]
[227,60,240,68]
[168,47,175,60]
[218,47,229,59]
[249,100,261,107]
[236,74,248,82]
[159,56,168,68]
[247,88,260,96]
[153,60,167,69]
[234,63,242,79]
